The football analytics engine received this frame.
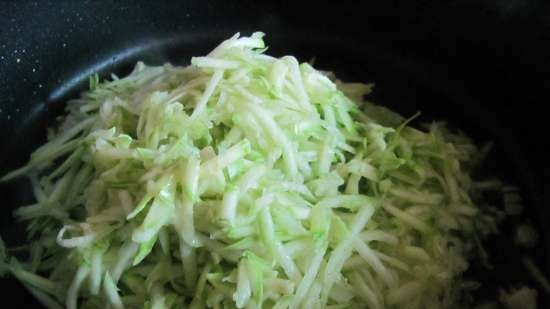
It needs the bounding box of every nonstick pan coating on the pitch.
[1,1,549,307]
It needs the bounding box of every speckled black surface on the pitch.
[1,1,550,307]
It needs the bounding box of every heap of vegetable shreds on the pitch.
[0,32,498,309]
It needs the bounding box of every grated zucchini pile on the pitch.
[1,32,499,309]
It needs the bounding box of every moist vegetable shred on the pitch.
[1,32,510,309]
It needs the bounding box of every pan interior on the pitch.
[0,32,548,307]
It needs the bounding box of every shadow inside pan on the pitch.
[1,32,548,307]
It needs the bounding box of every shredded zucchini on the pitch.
[0,32,514,309]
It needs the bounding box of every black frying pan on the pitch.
[1,1,549,307]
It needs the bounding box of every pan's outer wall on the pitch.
[1,1,550,308]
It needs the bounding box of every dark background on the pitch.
[1,0,550,307]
